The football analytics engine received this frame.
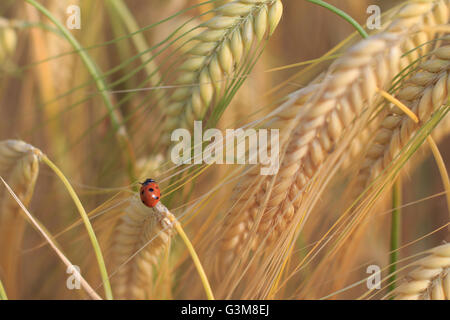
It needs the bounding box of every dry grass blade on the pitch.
[393,243,450,300]
[0,140,39,298]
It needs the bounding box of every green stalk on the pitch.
[25,0,136,182]
[0,278,7,300]
[41,155,113,300]
[306,0,369,39]
[389,178,402,293]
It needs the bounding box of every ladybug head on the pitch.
[141,178,156,186]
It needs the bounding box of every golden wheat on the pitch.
[393,243,450,300]
[111,195,174,299]
[356,45,450,192]
[214,0,449,280]
[300,44,450,298]
[160,0,283,147]
[217,33,403,274]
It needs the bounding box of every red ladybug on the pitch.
[139,178,161,208]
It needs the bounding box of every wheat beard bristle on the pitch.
[214,0,449,279]
[111,195,173,299]
[0,140,40,298]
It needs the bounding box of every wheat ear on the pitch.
[112,195,174,299]
[302,44,450,296]
[0,140,40,298]
[393,243,450,300]
[265,0,449,246]
[215,0,449,276]
[356,45,450,192]
[160,0,283,146]
[217,33,403,272]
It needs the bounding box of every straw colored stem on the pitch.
[154,202,214,300]
[40,155,113,300]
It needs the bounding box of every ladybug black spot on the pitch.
[149,188,154,192]
[141,190,144,195]
[155,196,159,200]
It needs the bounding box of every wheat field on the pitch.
[0,0,449,300]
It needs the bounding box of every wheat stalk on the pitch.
[0,140,40,298]
[393,243,450,300]
[215,0,449,280]
[432,103,450,142]
[160,0,283,147]
[111,195,174,299]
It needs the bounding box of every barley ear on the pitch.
[0,26,17,63]
[112,196,174,299]
[161,0,283,149]
[394,243,450,300]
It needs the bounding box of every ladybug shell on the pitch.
[140,180,161,208]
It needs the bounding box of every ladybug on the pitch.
[139,178,161,208]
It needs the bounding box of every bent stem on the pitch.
[40,155,113,300]
[154,202,214,300]
[378,89,450,216]
[377,89,419,123]
[174,222,215,300]
[306,0,369,39]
